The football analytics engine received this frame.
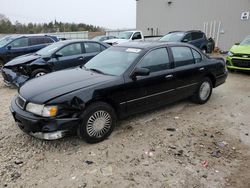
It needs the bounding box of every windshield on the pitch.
[92,36,103,41]
[240,36,250,46]
[84,47,141,76]
[160,32,185,42]
[0,36,16,48]
[36,42,65,56]
[118,32,133,39]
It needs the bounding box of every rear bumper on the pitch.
[10,96,80,140]
[215,71,228,87]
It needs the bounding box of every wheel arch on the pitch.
[205,74,216,88]
[85,97,120,118]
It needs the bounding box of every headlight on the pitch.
[227,51,234,57]
[26,102,58,117]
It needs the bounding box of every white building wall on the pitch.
[136,0,250,50]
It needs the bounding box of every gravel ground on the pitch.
[0,72,250,188]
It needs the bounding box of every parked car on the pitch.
[160,30,210,53]
[10,42,227,143]
[104,30,144,45]
[92,35,117,42]
[0,34,58,69]
[2,40,110,87]
[226,35,250,72]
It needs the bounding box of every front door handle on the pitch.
[165,74,173,80]
[78,57,84,60]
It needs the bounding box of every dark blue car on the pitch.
[160,30,210,53]
[2,40,110,87]
[0,35,58,69]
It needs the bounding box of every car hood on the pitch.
[104,38,129,44]
[4,54,41,67]
[19,68,115,104]
[230,45,250,54]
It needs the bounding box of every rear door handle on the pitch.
[199,67,205,71]
[165,74,173,80]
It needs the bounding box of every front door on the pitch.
[52,42,86,71]
[6,37,29,61]
[124,47,176,114]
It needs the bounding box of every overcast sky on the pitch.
[0,0,136,29]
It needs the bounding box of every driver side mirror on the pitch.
[131,67,150,79]
[54,52,63,58]
[7,46,12,50]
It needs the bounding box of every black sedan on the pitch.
[10,42,228,143]
[2,40,110,87]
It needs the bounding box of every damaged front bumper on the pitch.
[10,95,80,140]
[2,67,29,87]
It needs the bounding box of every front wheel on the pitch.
[31,69,49,78]
[77,102,117,143]
[191,78,213,104]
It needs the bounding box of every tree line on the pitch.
[0,19,103,34]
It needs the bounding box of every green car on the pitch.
[226,35,250,71]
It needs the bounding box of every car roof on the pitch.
[6,34,57,38]
[116,41,195,50]
[169,30,204,34]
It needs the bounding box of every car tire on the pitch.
[31,69,49,78]
[77,102,117,143]
[191,77,213,104]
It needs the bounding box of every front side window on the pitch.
[132,32,142,40]
[57,43,82,57]
[84,42,101,53]
[10,38,28,48]
[192,49,202,63]
[191,32,204,40]
[138,48,170,72]
[171,47,194,67]
[85,47,140,76]
[183,33,192,42]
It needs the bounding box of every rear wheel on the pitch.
[77,102,117,143]
[191,77,213,104]
[31,69,49,78]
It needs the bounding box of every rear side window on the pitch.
[84,42,101,53]
[191,49,202,63]
[191,32,204,40]
[43,37,54,44]
[57,43,82,57]
[10,38,29,48]
[138,48,170,72]
[29,37,54,46]
[171,47,194,67]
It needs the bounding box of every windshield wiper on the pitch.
[89,68,106,75]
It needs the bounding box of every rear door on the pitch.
[124,47,177,114]
[169,46,199,98]
[52,42,85,70]
[6,37,29,60]
[83,42,105,62]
